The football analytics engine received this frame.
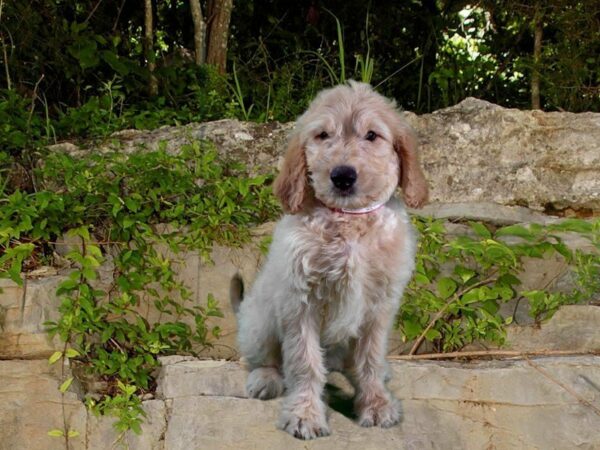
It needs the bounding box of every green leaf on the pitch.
[462,288,483,304]
[101,50,131,76]
[66,226,90,241]
[122,250,133,263]
[402,319,422,339]
[552,241,572,260]
[125,197,140,212]
[68,38,99,69]
[48,429,64,437]
[496,224,534,240]
[82,267,97,281]
[481,299,500,315]
[123,217,135,229]
[470,221,491,238]
[6,265,24,286]
[497,285,514,301]
[101,326,113,343]
[437,277,457,299]
[48,351,63,365]
[87,245,103,259]
[497,273,521,286]
[414,273,430,285]
[59,377,74,393]
[454,265,476,283]
[549,219,592,234]
[65,348,80,358]
[130,421,142,435]
[67,430,80,438]
[425,328,442,341]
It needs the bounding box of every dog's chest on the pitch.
[299,214,403,285]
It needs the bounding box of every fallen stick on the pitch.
[388,349,600,361]
[524,356,600,417]
[408,271,499,356]
[388,350,600,417]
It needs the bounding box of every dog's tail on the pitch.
[229,273,245,314]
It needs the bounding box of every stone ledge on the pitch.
[2,356,600,449]
[410,201,561,225]
[156,359,246,399]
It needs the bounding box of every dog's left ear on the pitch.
[393,121,429,208]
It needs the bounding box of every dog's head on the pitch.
[274,81,428,213]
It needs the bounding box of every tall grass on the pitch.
[354,11,375,83]
[229,62,254,120]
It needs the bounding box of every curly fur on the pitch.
[233,81,428,440]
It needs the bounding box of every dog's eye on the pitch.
[316,131,329,140]
[365,130,377,142]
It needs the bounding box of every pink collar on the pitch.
[329,202,385,215]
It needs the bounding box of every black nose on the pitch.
[330,165,357,190]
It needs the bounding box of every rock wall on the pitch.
[2,222,597,361]
[3,99,599,449]
[52,97,600,214]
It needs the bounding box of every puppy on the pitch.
[231,81,428,439]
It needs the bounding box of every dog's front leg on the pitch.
[352,307,401,428]
[278,300,330,439]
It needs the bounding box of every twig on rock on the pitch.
[389,349,600,361]
[524,356,600,417]
[408,271,499,355]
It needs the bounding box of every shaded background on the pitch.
[1,0,599,147]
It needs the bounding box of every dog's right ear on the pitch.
[273,133,309,214]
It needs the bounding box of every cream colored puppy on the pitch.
[232,81,428,439]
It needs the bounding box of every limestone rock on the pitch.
[505,305,600,352]
[2,356,600,449]
[0,277,63,359]
[402,98,600,212]
[0,360,87,450]
[156,359,246,399]
[50,119,295,176]
[157,357,600,450]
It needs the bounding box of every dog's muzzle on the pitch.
[330,165,357,193]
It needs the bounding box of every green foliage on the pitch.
[400,217,600,352]
[0,89,45,152]
[1,140,279,433]
[2,2,597,153]
[54,65,233,139]
[86,381,146,435]
[428,7,500,109]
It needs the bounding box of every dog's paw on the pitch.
[357,396,401,428]
[246,367,284,400]
[278,410,330,440]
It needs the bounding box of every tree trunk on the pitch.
[0,0,11,90]
[189,0,206,65]
[531,2,543,110]
[206,0,233,74]
[144,0,158,96]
